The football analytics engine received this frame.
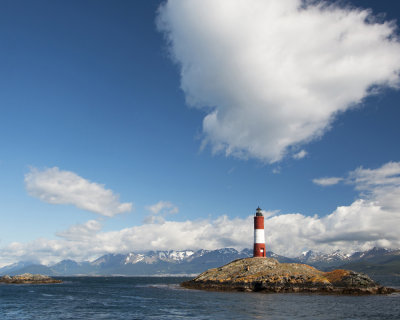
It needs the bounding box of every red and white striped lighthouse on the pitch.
[253,207,266,257]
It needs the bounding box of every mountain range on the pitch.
[1,247,399,277]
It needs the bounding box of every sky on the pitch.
[1,0,400,266]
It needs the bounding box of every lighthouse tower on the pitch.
[253,207,266,257]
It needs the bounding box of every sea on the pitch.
[1,276,399,319]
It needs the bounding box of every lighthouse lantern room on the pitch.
[253,207,266,257]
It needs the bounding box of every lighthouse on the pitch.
[253,207,266,257]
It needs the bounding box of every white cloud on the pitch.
[25,167,132,217]
[313,177,343,186]
[293,149,308,160]
[56,220,102,241]
[0,216,253,266]
[261,209,279,219]
[347,162,400,211]
[348,161,400,191]
[318,199,398,246]
[310,162,400,247]
[144,201,179,224]
[157,0,400,162]
[145,201,179,215]
[272,167,281,174]
[2,162,399,266]
[314,160,400,189]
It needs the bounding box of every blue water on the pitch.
[1,276,399,319]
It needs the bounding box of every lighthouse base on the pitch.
[253,243,266,257]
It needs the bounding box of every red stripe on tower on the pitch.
[253,207,266,257]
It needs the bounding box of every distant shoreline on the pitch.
[0,274,62,284]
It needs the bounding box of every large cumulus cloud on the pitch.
[157,0,400,162]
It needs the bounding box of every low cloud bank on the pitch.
[2,162,398,266]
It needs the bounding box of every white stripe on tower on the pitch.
[254,229,265,244]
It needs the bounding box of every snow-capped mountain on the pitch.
[0,261,37,274]
[349,247,398,260]
[296,247,400,271]
[89,248,256,275]
[297,250,351,268]
[1,247,398,276]
[124,250,195,265]
[0,248,253,276]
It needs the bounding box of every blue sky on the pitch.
[1,0,400,265]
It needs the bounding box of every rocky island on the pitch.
[181,257,398,294]
[0,273,62,284]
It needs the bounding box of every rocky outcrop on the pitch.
[0,273,62,284]
[181,258,397,294]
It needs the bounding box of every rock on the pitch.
[0,273,62,284]
[181,257,398,295]
[1,275,12,282]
